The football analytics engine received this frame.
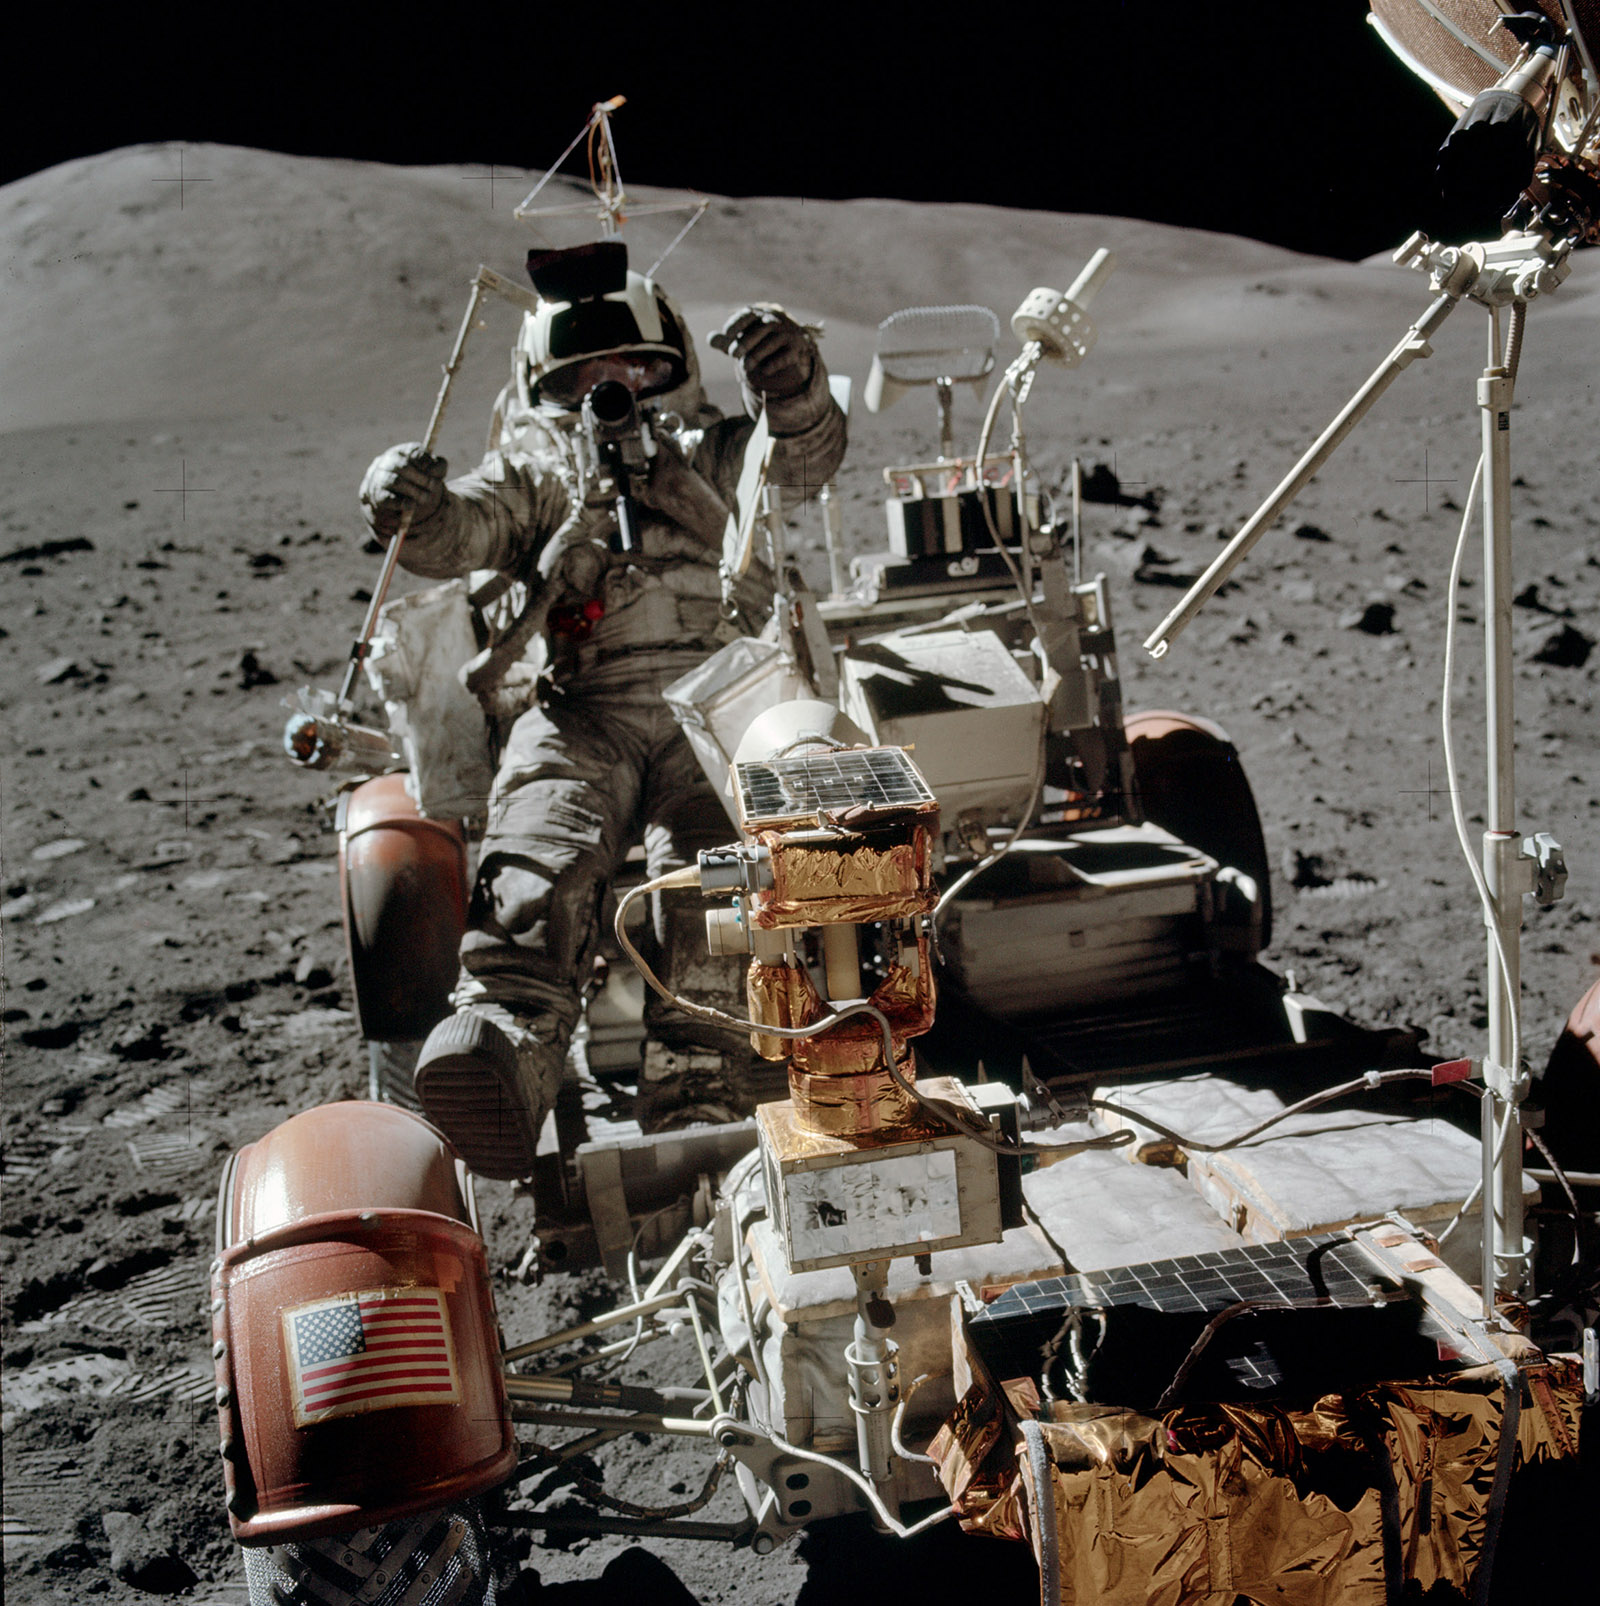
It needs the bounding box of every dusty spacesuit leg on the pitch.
[415,699,644,1178]
[631,706,763,1131]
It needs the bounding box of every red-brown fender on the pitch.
[339,773,468,1042]
[1539,975,1600,1167]
[1124,709,1272,953]
[211,1102,514,1544]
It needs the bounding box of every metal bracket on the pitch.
[1396,228,1574,307]
[1522,831,1568,906]
[1016,1056,1071,1130]
[711,1417,847,1552]
[472,264,541,318]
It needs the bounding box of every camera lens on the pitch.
[587,379,634,426]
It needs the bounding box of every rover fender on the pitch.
[1124,708,1273,952]
[338,773,469,1042]
[211,1102,515,1546]
[1538,974,1600,1167]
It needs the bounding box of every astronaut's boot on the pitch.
[634,885,772,1131]
[414,1002,565,1180]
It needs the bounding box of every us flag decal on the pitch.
[283,1287,461,1426]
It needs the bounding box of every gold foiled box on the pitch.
[930,1219,1588,1603]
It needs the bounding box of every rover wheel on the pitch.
[240,1502,501,1605]
[1125,709,1272,953]
[367,1037,424,1109]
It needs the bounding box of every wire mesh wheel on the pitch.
[368,1038,424,1110]
[240,1501,500,1605]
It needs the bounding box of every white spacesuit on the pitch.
[359,241,846,1178]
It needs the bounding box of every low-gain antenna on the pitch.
[513,96,708,273]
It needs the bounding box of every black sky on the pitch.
[10,4,1459,260]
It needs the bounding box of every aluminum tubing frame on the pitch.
[1478,321,1531,1305]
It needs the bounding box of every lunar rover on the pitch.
[226,10,1600,1601]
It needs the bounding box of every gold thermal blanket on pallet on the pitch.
[932,1341,1583,1604]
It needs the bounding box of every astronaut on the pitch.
[358,240,846,1179]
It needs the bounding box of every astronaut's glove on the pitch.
[711,305,817,404]
[359,443,449,539]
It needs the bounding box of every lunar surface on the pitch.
[2,143,1597,1602]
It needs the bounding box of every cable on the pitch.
[772,731,849,759]
[1079,1067,1455,1156]
[1441,453,1522,1088]
[623,873,1520,1177]
[742,1424,955,1539]
[540,1325,671,1380]
[512,1428,626,1486]
[1526,1125,1584,1235]
[1151,1294,1407,1413]
[972,355,1045,644]
[528,1209,698,1383]
[1438,314,1544,1288]
[590,1198,687,1380]
[1438,1102,1519,1249]
[939,341,1082,920]
[1082,1065,1563,1257]
[569,1449,731,1524]
[881,1052,1130,1161]
[615,871,1127,1161]
[932,754,1045,923]
[616,872,893,1050]
[730,1197,772,1397]
[889,1373,945,1466]
[683,1285,726,1416]
[1438,1177,1487,1251]
[624,890,1476,1171]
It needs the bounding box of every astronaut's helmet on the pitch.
[516,241,690,412]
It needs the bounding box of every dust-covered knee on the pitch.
[469,855,558,946]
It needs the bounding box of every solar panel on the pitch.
[735,747,935,828]
[968,1234,1443,1407]
[983,1234,1385,1323]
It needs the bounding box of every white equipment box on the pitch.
[939,825,1217,1019]
[839,629,1044,822]
[755,1078,1005,1276]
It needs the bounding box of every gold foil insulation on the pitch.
[755,1076,973,1163]
[785,955,935,1078]
[747,958,825,1062]
[751,825,935,929]
[787,1052,920,1137]
[931,1329,1586,1605]
[732,767,939,1141]
[746,940,936,1137]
